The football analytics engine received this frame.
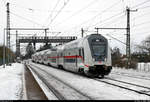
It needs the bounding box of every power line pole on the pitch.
[3,29,5,68]
[126,7,130,69]
[16,30,18,52]
[81,28,84,37]
[95,7,137,68]
[95,27,99,34]
[16,30,19,58]
[126,7,137,68]
[6,2,11,66]
[45,29,48,45]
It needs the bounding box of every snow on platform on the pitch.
[0,63,24,100]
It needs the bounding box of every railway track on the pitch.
[27,63,93,100]
[27,64,65,100]
[27,62,150,99]
[94,77,150,96]
[105,77,150,90]
[111,72,150,81]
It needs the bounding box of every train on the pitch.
[31,34,112,77]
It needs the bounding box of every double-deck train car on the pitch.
[32,34,112,77]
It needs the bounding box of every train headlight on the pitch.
[93,58,95,61]
[105,58,107,61]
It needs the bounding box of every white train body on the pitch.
[32,34,112,77]
[42,49,50,65]
[32,52,40,63]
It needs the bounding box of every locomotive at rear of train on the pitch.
[32,34,112,77]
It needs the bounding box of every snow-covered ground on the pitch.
[112,67,150,78]
[30,62,150,100]
[0,61,150,100]
[0,63,24,100]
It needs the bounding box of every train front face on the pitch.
[84,34,112,77]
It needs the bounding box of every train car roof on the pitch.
[51,34,108,50]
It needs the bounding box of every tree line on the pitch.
[0,46,15,65]
[112,35,150,69]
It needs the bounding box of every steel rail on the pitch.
[28,63,93,100]
[26,64,65,100]
[104,77,150,90]
[94,78,150,96]
[111,72,150,81]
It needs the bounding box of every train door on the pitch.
[54,52,57,67]
[71,49,77,72]
[77,48,84,68]
[59,52,63,67]
[56,52,62,67]
[63,51,65,68]
[74,49,78,72]
[81,48,85,63]
[56,52,59,66]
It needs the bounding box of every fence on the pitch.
[137,63,150,72]
[0,58,9,66]
[0,58,2,66]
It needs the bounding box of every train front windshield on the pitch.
[92,44,106,61]
[92,45,105,56]
[88,35,108,62]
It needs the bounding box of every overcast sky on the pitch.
[0,0,150,55]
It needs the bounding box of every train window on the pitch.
[64,59,76,63]
[51,58,56,63]
[92,45,105,56]
[91,44,106,61]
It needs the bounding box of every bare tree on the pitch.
[137,36,150,54]
[136,36,150,62]
[26,43,35,58]
[111,47,122,67]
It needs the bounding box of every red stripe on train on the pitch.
[47,55,89,67]
[63,56,82,58]
[48,55,83,59]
